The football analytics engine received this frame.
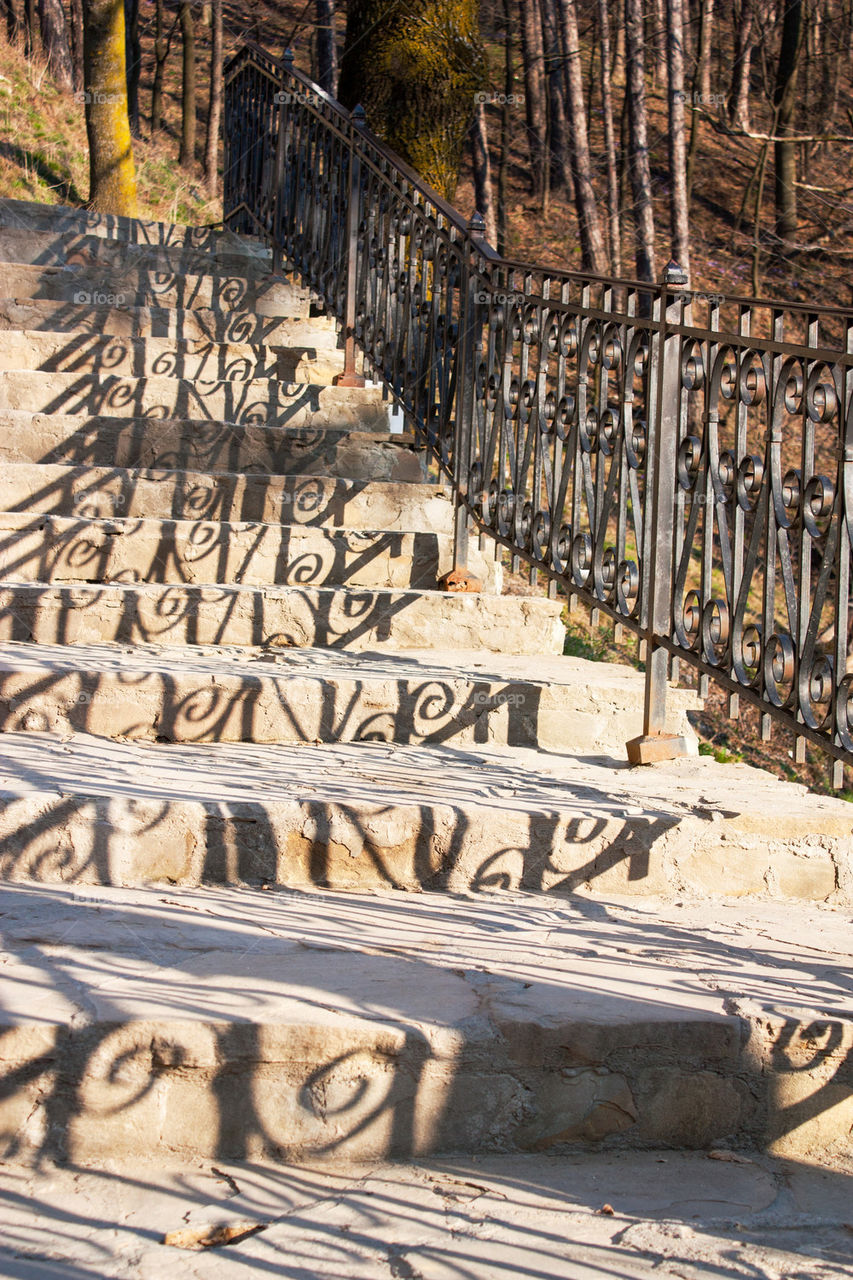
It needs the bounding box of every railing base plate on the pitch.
[333,372,366,388]
[626,732,694,766]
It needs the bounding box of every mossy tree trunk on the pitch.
[83,0,138,215]
[338,0,484,201]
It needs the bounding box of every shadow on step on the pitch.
[0,882,850,1197]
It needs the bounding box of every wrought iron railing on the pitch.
[224,42,853,786]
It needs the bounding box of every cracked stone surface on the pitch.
[0,883,850,1163]
[0,731,847,898]
[0,641,694,750]
[0,1149,851,1279]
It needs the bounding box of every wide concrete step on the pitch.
[0,732,848,900]
[0,582,563,653]
[0,416,416,480]
[0,878,849,1163]
[0,370,384,425]
[0,196,272,259]
[0,295,339,346]
[0,261,310,315]
[0,1149,848,1280]
[0,465,449,529]
[0,329,344,384]
[0,226,274,279]
[0,513,499,590]
[0,643,691,749]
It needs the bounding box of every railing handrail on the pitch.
[224,44,853,786]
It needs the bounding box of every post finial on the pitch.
[468,211,487,238]
[663,259,689,288]
[352,104,366,126]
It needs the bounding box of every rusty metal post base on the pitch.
[626,732,694,765]
[332,371,366,387]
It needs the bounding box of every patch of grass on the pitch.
[698,741,743,765]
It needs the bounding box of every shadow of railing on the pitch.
[0,882,849,1183]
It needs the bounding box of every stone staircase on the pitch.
[0,200,850,1271]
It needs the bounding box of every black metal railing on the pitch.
[224,43,853,785]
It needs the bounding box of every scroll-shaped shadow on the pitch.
[0,882,849,1194]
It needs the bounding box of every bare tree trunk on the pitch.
[70,0,84,88]
[83,0,138,214]
[519,0,547,200]
[179,0,196,169]
[470,102,498,244]
[651,0,667,86]
[498,0,512,252]
[612,9,625,79]
[773,0,803,245]
[2,0,20,42]
[729,0,754,127]
[626,0,656,281]
[38,0,74,90]
[558,0,608,272]
[540,0,569,194]
[316,0,337,95]
[124,0,140,134]
[597,0,621,273]
[203,0,222,193]
[151,0,166,132]
[667,0,691,275]
[695,0,713,100]
[23,0,35,57]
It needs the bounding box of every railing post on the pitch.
[269,48,295,275]
[451,212,486,572]
[627,261,693,765]
[333,104,366,388]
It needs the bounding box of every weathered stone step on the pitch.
[0,226,275,279]
[0,732,847,899]
[0,513,499,591]
[0,329,344,384]
[0,642,693,749]
[0,196,271,258]
[1,1148,849,1279]
[0,408,406,480]
[0,875,849,1161]
[0,369,383,425]
[0,581,563,653]
[0,295,338,346]
[0,261,310,315]
[0,418,419,484]
[0,464,446,529]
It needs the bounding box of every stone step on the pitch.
[0,732,847,900]
[0,642,694,750]
[0,1148,849,1279]
[0,196,272,259]
[0,226,274,279]
[0,329,344,385]
[0,261,310,315]
[0,877,848,1163]
[0,513,499,591]
[0,370,385,425]
[0,465,448,529]
[0,582,563,653]
[0,295,339,346]
[0,409,406,480]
